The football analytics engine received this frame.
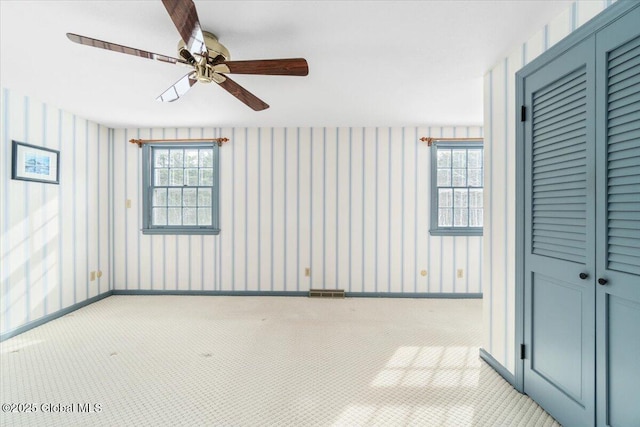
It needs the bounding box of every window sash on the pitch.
[142,143,219,234]
[430,141,483,236]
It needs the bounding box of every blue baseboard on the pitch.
[0,291,114,342]
[479,347,517,387]
[346,292,482,299]
[111,290,482,299]
[111,290,309,297]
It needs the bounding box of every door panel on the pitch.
[531,273,584,402]
[606,297,640,426]
[595,6,640,425]
[523,37,595,427]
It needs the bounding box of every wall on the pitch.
[0,88,111,339]
[111,126,483,294]
[482,0,614,375]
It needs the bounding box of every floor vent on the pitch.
[309,289,345,298]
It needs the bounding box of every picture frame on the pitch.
[11,140,60,185]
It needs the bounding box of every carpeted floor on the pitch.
[0,296,559,426]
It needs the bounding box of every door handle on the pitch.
[598,278,608,286]
[579,272,589,280]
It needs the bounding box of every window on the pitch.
[430,141,483,236]
[142,143,219,235]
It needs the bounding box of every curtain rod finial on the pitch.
[130,139,143,148]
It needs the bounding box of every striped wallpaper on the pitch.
[1,96,484,339]
[0,88,111,338]
[111,126,484,295]
[482,0,614,376]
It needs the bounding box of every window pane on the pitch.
[452,169,467,187]
[437,149,451,167]
[153,188,167,207]
[454,208,468,227]
[155,169,168,186]
[200,169,214,186]
[170,168,184,186]
[199,149,214,167]
[469,189,483,208]
[169,149,183,167]
[198,208,212,225]
[469,209,483,227]
[468,149,483,168]
[184,168,198,186]
[168,188,182,206]
[454,189,468,207]
[468,168,483,187]
[198,188,212,206]
[437,169,451,186]
[153,208,167,225]
[154,150,169,168]
[467,149,483,168]
[438,188,453,208]
[183,188,197,206]
[438,208,452,227]
[168,208,182,225]
[184,149,199,167]
[452,149,467,168]
[183,208,197,225]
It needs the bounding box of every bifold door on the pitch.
[522,37,596,427]
[595,6,640,426]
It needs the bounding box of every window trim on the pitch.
[429,140,484,236]
[141,142,220,235]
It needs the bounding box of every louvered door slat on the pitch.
[608,54,640,77]
[532,67,588,263]
[608,127,640,144]
[534,95,587,120]
[531,129,587,150]
[608,90,640,108]
[534,72,585,104]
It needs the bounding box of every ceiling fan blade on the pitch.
[217,75,269,111]
[214,59,309,76]
[156,72,198,102]
[161,0,206,56]
[66,33,186,65]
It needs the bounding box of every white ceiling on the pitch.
[0,0,573,129]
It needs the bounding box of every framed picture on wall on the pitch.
[11,140,60,184]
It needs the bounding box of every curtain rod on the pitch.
[129,138,230,148]
[419,137,483,147]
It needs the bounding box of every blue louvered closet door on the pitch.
[522,36,596,427]
[519,3,640,426]
[595,7,640,426]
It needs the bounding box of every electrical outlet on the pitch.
[126,199,132,208]
[305,268,311,277]
[97,270,103,278]
[90,271,96,281]
[457,269,464,279]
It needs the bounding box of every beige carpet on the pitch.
[0,296,559,426]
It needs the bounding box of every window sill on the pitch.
[429,228,483,237]
[142,228,220,235]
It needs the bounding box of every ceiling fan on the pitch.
[66,0,309,111]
